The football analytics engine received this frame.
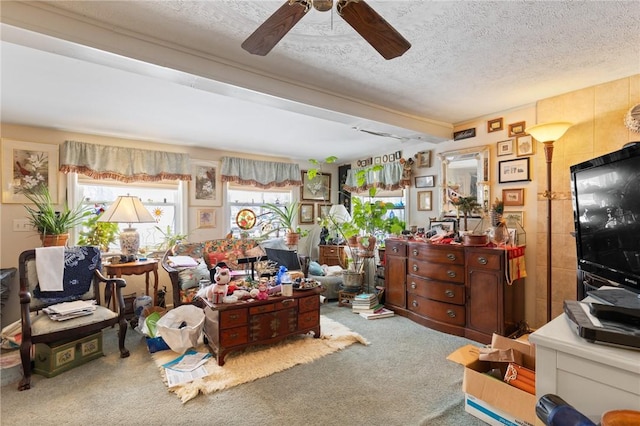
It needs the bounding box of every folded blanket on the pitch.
[35,246,65,292]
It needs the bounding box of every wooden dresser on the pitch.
[318,245,346,267]
[384,239,525,344]
[202,287,322,365]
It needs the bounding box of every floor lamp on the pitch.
[525,122,573,322]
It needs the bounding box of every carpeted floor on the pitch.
[153,315,369,403]
[0,302,485,425]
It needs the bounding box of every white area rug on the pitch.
[153,315,369,403]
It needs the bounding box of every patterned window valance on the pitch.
[221,157,302,189]
[59,140,192,183]
[343,162,406,193]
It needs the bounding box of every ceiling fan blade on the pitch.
[242,1,311,56]
[337,0,411,60]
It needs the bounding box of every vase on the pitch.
[41,233,69,247]
[489,222,510,246]
[342,270,363,290]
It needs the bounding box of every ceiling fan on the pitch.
[241,0,411,60]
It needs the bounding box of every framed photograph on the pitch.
[414,175,435,188]
[417,190,433,211]
[502,188,525,206]
[415,150,432,168]
[190,160,221,206]
[504,211,524,224]
[196,208,216,228]
[508,121,526,137]
[487,117,504,133]
[317,203,331,220]
[497,139,514,157]
[299,203,315,224]
[374,156,382,165]
[301,171,330,201]
[429,220,456,233]
[498,158,531,183]
[516,134,535,156]
[1,139,59,203]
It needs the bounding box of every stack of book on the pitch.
[351,293,379,313]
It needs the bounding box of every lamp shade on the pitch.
[329,204,352,223]
[97,195,155,225]
[525,122,573,143]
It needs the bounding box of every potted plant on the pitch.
[261,202,309,246]
[450,195,482,232]
[77,204,120,252]
[21,184,90,246]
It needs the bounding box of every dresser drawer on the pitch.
[406,275,465,305]
[407,295,465,326]
[220,308,248,329]
[250,304,274,315]
[298,295,319,313]
[466,250,503,270]
[408,260,465,284]
[385,240,407,257]
[298,310,319,329]
[220,326,248,346]
[408,243,464,265]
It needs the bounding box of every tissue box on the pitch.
[447,333,536,426]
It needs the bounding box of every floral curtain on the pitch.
[343,161,405,193]
[221,156,301,189]
[59,140,191,182]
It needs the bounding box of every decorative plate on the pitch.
[236,209,257,230]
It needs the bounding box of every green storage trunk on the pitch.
[33,332,103,378]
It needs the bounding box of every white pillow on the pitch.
[323,265,344,277]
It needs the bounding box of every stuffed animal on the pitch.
[257,279,269,300]
[209,265,231,303]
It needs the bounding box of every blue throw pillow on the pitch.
[308,261,325,276]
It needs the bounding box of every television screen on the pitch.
[571,143,640,293]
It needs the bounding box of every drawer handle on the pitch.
[447,270,456,278]
[412,264,419,272]
[412,300,418,307]
[446,253,456,261]
[412,249,418,256]
[445,289,455,298]
[410,282,417,289]
[230,314,240,320]
[392,246,398,253]
[282,299,295,305]
[447,310,456,318]
[477,256,488,265]
[230,333,238,338]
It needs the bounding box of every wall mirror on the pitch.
[438,145,490,217]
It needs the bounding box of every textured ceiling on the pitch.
[1,1,639,161]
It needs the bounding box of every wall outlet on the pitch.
[13,218,34,232]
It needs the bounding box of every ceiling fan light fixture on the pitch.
[313,0,333,12]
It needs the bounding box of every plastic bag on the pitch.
[156,305,205,354]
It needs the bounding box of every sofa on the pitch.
[161,238,264,307]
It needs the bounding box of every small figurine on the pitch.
[257,279,269,300]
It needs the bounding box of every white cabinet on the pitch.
[529,313,640,422]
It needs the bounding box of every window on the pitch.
[70,174,184,253]
[227,187,292,238]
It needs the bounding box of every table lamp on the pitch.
[98,195,156,258]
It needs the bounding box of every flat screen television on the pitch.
[570,142,640,294]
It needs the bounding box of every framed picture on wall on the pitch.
[301,171,330,201]
[497,139,514,157]
[318,203,331,220]
[415,150,432,168]
[190,160,222,206]
[299,203,315,224]
[516,134,535,156]
[414,175,435,188]
[487,117,503,133]
[508,121,526,137]
[196,208,216,228]
[502,188,525,206]
[498,158,531,183]
[1,140,59,203]
[417,191,432,211]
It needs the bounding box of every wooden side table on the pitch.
[104,259,159,306]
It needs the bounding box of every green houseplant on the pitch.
[77,204,120,252]
[450,195,482,232]
[21,184,90,246]
[261,202,309,245]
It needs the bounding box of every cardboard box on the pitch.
[447,333,537,426]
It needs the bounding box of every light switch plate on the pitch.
[13,218,34,232]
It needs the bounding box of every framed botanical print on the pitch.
[417,191,432,211]
[301,171,330,201]
[497,139,514,157]
[190,160,222,206]
[516,135,535,156]
[1,139,59,203]
[502,188,525,206]
[317,203,331,220]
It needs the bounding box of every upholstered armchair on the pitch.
[17,246,129,390]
